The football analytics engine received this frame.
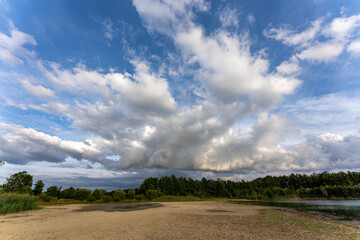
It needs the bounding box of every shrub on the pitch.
[42,195,53,202]
[146,190,162,200]
[0,193,37,214]
[126,189,135,199]
[86,196,96,202]
[46,186,62,198]
[135,194,144,200]
[92,189,105,200]
[74,189,91,201]
[103,195,112,203]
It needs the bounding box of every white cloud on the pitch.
[21,79,56,98]
[247,14,255,25]
[0,21,37,66]
[132,0,209,34]
[265,13,360,63]
[264,18,323,48]
[323,14,360,40]
[296,41,344,62]
[282,93,360,137]
[175,28,300,105]
[276,57,301,75]
[103,18,116,42]
[347,39,360,55]
[107,60,177,115]
[0,122,102,164]
[290,134,360,171]
[218,6,239,28]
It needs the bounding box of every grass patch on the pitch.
[0,193,38,214]
[262,208,359,239]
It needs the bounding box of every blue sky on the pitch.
[0,0,360,190]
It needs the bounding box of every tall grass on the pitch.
[0,193,38,214]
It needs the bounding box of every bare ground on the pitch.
[0,201,359,240]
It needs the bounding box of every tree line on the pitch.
[138,171,360,199]
[1,171,360,201]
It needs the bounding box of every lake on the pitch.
[236,200,360,226]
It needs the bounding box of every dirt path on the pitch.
[0,201,359,240]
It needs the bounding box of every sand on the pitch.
[0,201,359,240]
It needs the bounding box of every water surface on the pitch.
[237,200,360,226]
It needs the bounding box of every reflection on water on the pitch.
[237,200,360,222]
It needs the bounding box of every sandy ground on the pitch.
[0,201,359,240]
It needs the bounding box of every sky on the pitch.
[0,0,360,190]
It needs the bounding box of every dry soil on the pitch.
[0,201,359,240]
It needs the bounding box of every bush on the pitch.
[0,193,37,214]
[103,196,112,203]
[74,189,91,201]
[135,194,144,200]
[113,196,121,202]
[46,186,62,198]
[126,189,135,199]
[42,195,53,202]
[86,196,96,202]
[146,190,162,200]
[92,189,105,200]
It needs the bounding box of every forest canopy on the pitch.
[1,171,360,201]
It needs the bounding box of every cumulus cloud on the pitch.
[0,20,37,66]
[176,28,300,106]
[290,133,360,171]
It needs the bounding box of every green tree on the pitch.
[92,189,105,200]
[46,186,62,198]
[113,190,125,202]
[1,171,33,193]
[0,160,4,166]
[32,180,45,195]
[74,188,91,200]
[126,189,135,199]
[60,187,76,199]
